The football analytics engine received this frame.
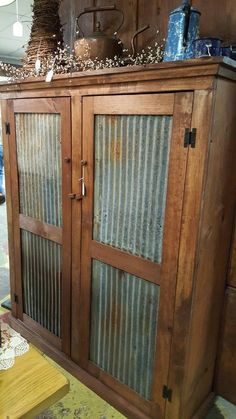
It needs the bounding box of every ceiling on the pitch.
[0,0,32,64]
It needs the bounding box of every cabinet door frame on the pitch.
[76,92,193,418]
[6,97,72,354]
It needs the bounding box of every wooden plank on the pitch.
[227,217,236,287]
[165,89,214,419]
[70,96,83,364]
[93,93,174,114]
[215,287,236,404]
[60,97,72,356]
[19,215,62,244]
[78,96,94,368]
[0,58,228,94]
[0,343,69,418]
[91,241,161,284]
[195,0,236,44]
[86,362,153,417]
[150,92,193,417]
[13,97,69,113]
[23,314,62,351]
[0,75,215,100]
[0,99,17,318]
[7,99,24,320]
[60,1,236,50]
[137,0,163,51]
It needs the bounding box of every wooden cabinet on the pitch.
[1,58,236,419]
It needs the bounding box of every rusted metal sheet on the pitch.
[93,114,172,264]
[21,230,61,337]
[15,113,62,227]
[90,259,160,400]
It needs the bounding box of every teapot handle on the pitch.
[76,5,124,37]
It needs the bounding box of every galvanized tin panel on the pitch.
[90,259,160,400]
[21,230,61,337]
[15,113,62,227]
[93,114,172,264]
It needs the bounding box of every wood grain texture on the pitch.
[93,93,174,114]
[60,0,236,50]
[182,79,236,418]
[19,215,63,245]
[0,344,69,419]
[227,217,236,287]
[23,314,62,351]
[151,92,193,418]
[165,89,214,419]
[91,241,161,285]
[60,98,72,356]
[8,99,24,320]
[195,0,236,44]
[70,96,83,364]
[215,287,236,404]
[0,100,17,318]
[0,58,233,96]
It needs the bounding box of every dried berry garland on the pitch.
[0,33,164,82]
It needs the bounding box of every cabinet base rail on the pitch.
[9,315,215,419]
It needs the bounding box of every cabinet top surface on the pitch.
[0,57,235,95]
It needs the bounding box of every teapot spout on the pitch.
[131,25,150,57]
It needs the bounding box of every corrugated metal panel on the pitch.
[90,260,160,400]
[15,113,62,227]
[21,230,61,337]
[93,114,172,264]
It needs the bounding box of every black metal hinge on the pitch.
[184,128,197,148]
[162,385,172,402]
[5,122,10,135]
[14,293,18,304]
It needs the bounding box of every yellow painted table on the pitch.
[0,345,69,418]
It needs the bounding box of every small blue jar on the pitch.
[192,37,222,58]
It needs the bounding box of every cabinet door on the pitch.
[78,93,193,417]
[7,98,71,354]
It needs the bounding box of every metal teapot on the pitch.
[164,0,201,61]
[74,5,124,61]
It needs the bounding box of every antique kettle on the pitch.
[74,5,124,61]
[164,0,201,61]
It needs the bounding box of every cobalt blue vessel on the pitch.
[164,0,201,62]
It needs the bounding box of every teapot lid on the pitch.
[87,21,117,39]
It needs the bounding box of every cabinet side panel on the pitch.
[183,79,236,418]
[165,90,213,419]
